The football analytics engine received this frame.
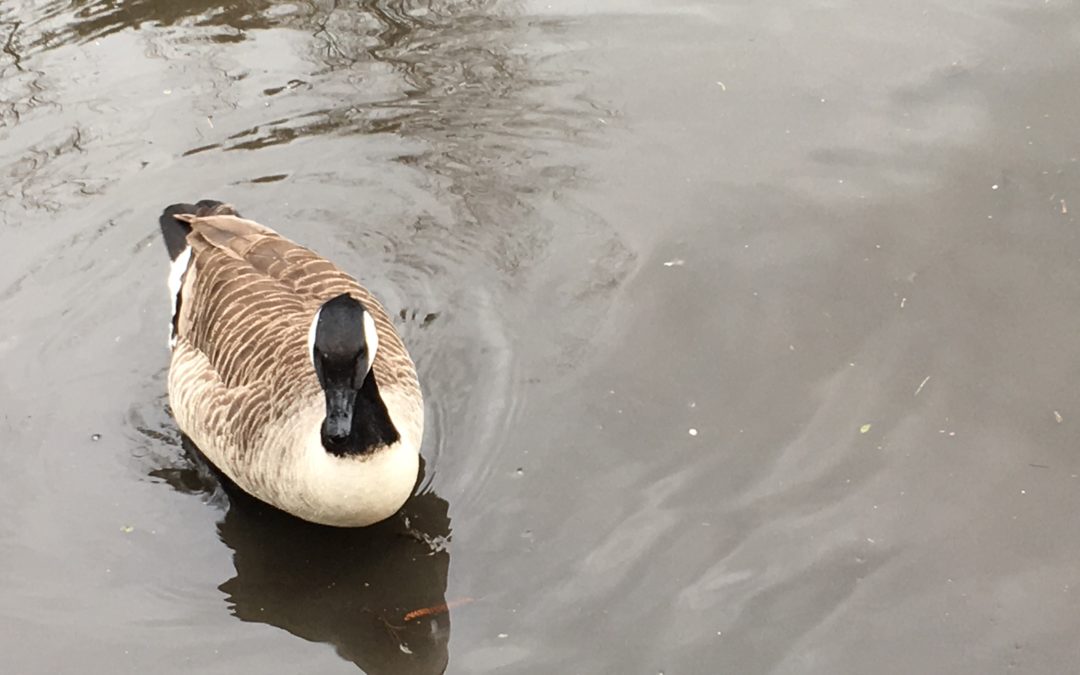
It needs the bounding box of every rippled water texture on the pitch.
[3,1,1080,673]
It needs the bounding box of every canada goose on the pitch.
[158,200,422,527]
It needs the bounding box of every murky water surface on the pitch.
[2,1,1080,673]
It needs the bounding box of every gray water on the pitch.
[2,1,1080,673]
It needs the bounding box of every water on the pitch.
[2,1,1079,673]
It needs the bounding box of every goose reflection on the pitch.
[217,486,452,674]
[149,438,452,675]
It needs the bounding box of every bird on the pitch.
[158,199,423,527]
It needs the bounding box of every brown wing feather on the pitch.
[177,212,416,397]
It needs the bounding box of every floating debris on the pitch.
[663,258,685,267]
[688,428,699,437]
[120,525,134,534]
[914,376,930,397]
[90,433,101,441]
[403,597,475,623]
[1054,410,1064,424]
[859,424,872,434]
[715,81,726,91]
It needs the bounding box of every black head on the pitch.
[309,294,378,446]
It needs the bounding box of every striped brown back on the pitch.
[173,215,422,458]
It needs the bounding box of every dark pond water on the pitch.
[2,1,1080,673]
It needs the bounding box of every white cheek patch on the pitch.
[363,309,378,373]
[167,247,192,348]
[308,306,323,368]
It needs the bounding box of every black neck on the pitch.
[322,370,400,457]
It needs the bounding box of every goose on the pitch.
[158,200,423,527]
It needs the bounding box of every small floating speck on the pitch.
[121,525,134,534]
[497,633,509,639]
[688,428,698,436]
[1054,410,1063,423]
[163,89,172,95]
[663,258,685,267]
[515,468,524,476]
[859,424,872,434]
[991,184,999,190]
[399,644,413,655]
[91,433,101,441]
[715,81,726,91]
[914,375,930,396]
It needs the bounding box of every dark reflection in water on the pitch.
[20,0,493,49]
[218,487,452,675]
[18,0,280,47]
[152,439,452,674]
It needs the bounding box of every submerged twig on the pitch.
[3,20,25,72]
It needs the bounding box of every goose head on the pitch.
[308,293,395,455]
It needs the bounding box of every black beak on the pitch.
[323,386,358,442]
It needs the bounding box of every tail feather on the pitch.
[158,200,241,260]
